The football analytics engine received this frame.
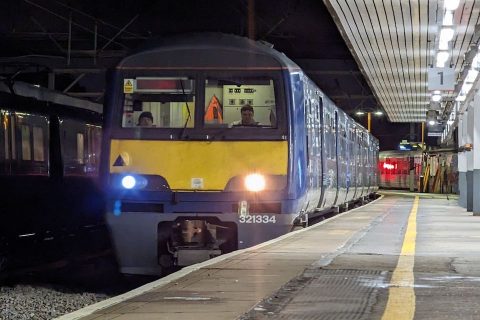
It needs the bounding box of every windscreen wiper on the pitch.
[178,80,191,139]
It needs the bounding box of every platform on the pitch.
[58,191,480,320]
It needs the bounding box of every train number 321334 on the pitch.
[239,215,277,224]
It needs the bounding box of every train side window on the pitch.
[20,125,31,161]
[33,126,45,161]
[61,118,102,176]
[13,113,48,175]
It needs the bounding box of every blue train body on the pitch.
[102,33,378,275]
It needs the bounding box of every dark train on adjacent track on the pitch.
[102,33,379,275]
[0,81,106,273]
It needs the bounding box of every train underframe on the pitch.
[107,210,297,275]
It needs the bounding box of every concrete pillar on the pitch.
[473,92,480,216]
[466,103,474,211]
[458,113,467,208]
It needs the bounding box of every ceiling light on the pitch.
[440,27,455,43]
[428,120,436,126]
[436,51,450,67]
[374,111,383,116]
[431,94,442,102]
[356,111,365,115]
[443,11,454,26]
[444,0,460,11]
[465,69,479,83]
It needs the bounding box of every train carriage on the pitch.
[0,81,105,273]
[102,33,378,275]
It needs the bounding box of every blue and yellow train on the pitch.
[102,33,379,275]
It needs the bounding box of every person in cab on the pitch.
[137,111,154,127]
[230,104,260,127]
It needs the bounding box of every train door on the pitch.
[365,135,372,195]
[0,110,11,175]
[357,130,365,197]
[8,111,49,235]
[321,101,337,209]
[337,112,348,205]
[345,119,355,203]
[304,92,322,213]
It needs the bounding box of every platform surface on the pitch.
[58,192,480,320]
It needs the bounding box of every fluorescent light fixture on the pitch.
[444,0,460,11]
[439,40,449,50]
[443,11,454,26]
[462,82,473,93]
[374,111,383,116]
[465,69,479,83]
[436,51,450,67]
[431,94,442,102]
[356,111,365,115]
[440,28,455,42]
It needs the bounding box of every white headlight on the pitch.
[121,175,136,189]
[245,173,266,192]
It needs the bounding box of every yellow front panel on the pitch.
[110,140,288,191]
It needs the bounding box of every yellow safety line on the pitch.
[382,196,419,320]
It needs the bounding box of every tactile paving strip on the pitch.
[241,268,387,320]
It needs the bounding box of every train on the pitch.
[102,33,379,275]
[379,150,423,190]
[0,81,106,273]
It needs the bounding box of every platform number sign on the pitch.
[428,67,455,91]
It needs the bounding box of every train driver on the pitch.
[137,111,154,127]
[230,104,260,127]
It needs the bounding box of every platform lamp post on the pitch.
[355,109,384,132]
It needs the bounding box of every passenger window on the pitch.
[204,78,276,128]
[121,77,195,129]
[13,113,48,175]
[33,126,45,161]
[61,118,102,176]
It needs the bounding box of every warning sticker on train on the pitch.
[123,79,134,93]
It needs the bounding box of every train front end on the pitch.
[103,35,300,275]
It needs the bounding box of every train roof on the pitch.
[117,32,301,71]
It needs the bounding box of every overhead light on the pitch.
[374,111,383,116]
[443,11,454,26]
[444,0,460,11]
[431,94,442,102]
[428,120,436,126]
[356,111,365,115]
[436,51,450,67]
[439,28,455,50]
[465,69,479,83]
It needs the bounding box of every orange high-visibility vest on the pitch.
[204,95,223,123]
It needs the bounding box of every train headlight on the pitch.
[244,173,266,192]
[121,175,137,189]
